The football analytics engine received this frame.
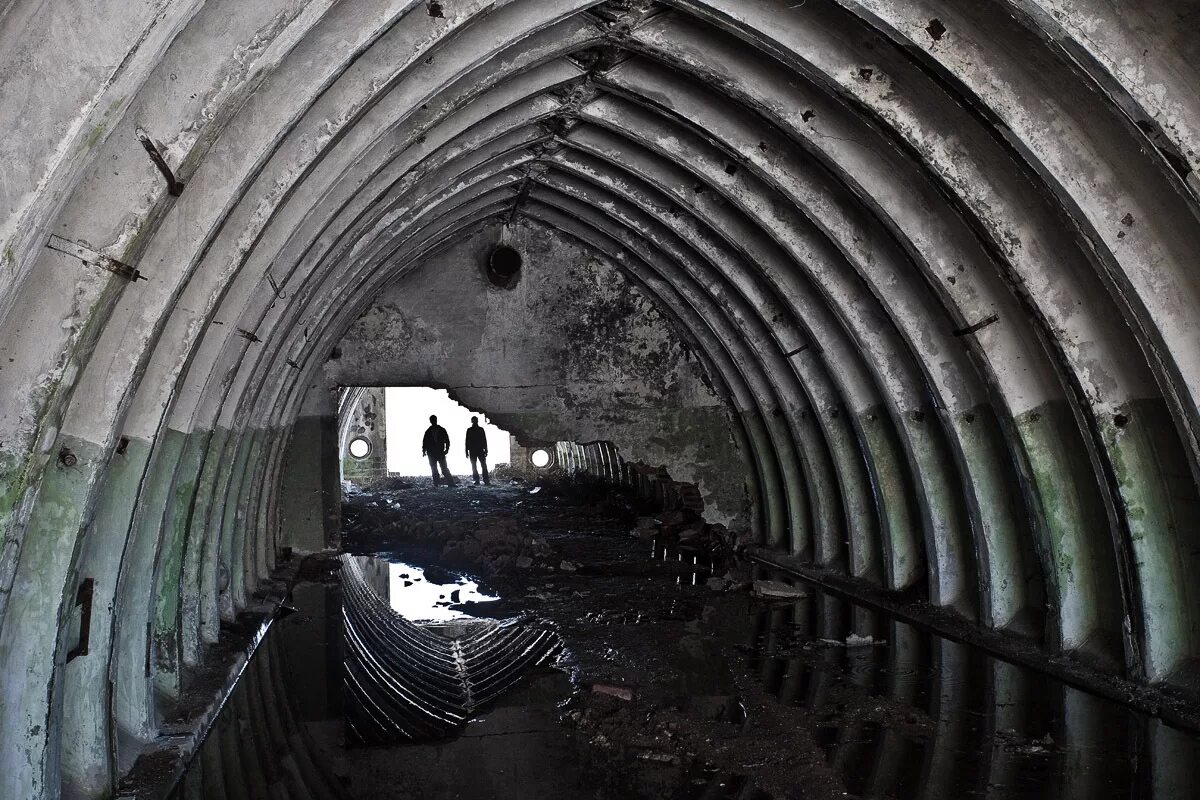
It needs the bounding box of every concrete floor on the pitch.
[166,481,1200,799]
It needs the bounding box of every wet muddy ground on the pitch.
[170,478,1200,799]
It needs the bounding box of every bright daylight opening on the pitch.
[347,437,371,459]
[384,387,511,476]
[530,448,551,468]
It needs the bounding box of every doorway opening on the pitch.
[384,386,512,477]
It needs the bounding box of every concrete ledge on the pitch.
[113,568,296,800]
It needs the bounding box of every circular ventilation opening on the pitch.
[487,244,523,288]
[348,437,372,459]
[530,448,551,468]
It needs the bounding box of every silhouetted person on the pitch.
[422,415,452,485]
[465,416,489,485]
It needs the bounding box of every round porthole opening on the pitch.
[348,437,372,459]
[487,244,523,288]
[530,448,551,468]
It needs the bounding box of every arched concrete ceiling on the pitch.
[1,1,1199,797]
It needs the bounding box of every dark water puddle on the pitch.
[727,566,1200,799]
[170,541,1200,799]
[340,554,563,746]
[170,554,763,799]
[342,554,499,623]
[652,537,716,587]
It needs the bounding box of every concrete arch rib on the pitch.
[829,0,1200,685]
[76,14,607,773]
[268,193,781,550]
[242,166,803,556]
[666,0,1200,677]
[2,1,1200,796]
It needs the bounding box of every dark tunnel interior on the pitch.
[2,1,1200,798]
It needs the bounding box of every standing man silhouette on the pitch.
[422,414,453,485]
[465,416,489,485]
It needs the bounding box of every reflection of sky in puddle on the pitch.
[388,561,497,622]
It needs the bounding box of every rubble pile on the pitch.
[630,508,742,559]
[341,477,644,578]
[333,475,962,799]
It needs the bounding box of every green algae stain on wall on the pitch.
[0,451,29,530]
[857,407,921,591]
[0,450,32,612]
[1099,399,1200,683]
[152,429,200,692]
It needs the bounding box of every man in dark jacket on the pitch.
[465,416,489,485]
[421,415,453,485]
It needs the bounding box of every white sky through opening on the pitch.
[384,387,511,476]
[387,561,497,622]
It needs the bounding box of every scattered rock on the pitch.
[688,695,747,724]
[751,579,807,600]
[516,555,534,569]
[631,517,660,539]
[368,476,413,491]
[635,752,679,764]
[844,633,885,647]
[705,576,728,592]
[591,684,634,702]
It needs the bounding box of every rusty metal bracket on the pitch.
[135,128,185,197]
[265,270,285,298]
[46,235,145,282]
[952,313,1000,337]
[66,578,95,663]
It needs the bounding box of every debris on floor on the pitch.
[750,579,807,600]
[171,475,1200,800]
[590,684,634,702]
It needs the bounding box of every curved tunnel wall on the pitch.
[0,1,1199,797]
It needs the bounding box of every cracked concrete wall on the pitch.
[326,219,748,526]
[0,1,1199,797]
[280,379,340,554]
[337,387,389,484]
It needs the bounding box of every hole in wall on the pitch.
[926,19,946,40]
[530,448,552,469]
[487,244,523,289]
[382,387,512,476]
[428,1,444,17]
[1114,413,1131,429]
[348,437,372,459]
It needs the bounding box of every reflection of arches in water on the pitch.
[169,591,351,800]
[340,554,562,745]
[166,565,1200,799]
[169,571,566,797]
[744,570,1200,798]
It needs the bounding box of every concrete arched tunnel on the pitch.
[2,0,1200,797]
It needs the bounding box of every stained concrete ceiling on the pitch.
[1,1,1199,798]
